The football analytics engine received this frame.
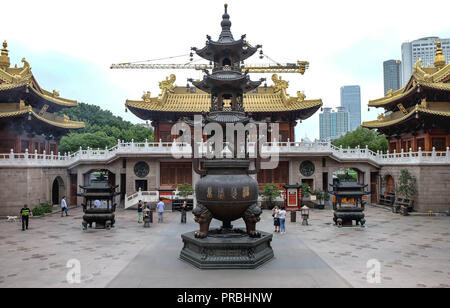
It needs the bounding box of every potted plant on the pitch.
[259,183,281,209]
[176,183,194,210]
[311,189,329,209]
[396,169,417,215]
[300,183,311,206]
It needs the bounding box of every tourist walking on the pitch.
[20,204,32,231]
[278,206,287,234]
[181,200,187,223]
[137,200,143,223]
[157,198,165,223]
[272,205,280,233]
[61,196,68,217]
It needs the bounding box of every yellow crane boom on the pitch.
[110,61,309,74]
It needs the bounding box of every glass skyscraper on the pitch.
[319,107,349,140]
[383,60,401,94]
[340,85,361,132]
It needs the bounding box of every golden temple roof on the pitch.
[368,42,450,108]
[0,41,78,108]
[0,102,85,129]
[362,101,450,129]
[126,74,322,113]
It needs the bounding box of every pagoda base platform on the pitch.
[180,229,273,269]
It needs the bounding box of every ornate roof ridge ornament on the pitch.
[434,40,445,69]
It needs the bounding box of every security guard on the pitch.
[19,204,32,231]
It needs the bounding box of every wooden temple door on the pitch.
[70,174,77,205]
[370,172,378,203]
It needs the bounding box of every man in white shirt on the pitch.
[61,196,68,217]
[156,198,165,223]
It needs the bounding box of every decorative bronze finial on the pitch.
[434,40,445,69]
[224,3,228,13]
[1,40,8,56]
[0,40,10,68]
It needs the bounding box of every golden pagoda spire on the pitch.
[434,41,445,69]
[0,40,11,69]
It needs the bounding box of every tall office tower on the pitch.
[334,106,349,138]
[340,85,361,132]
[383,60,401,94]
[401,36,450,86]
[319,107,333,140]
[319,107,349,140]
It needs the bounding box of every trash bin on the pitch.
[290,210,296,222]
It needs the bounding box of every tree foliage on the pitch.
[332,127,388,153]
[259,183,281,205]
[58,103,153,153]
[396,169,417,200]
[176,183,194,198]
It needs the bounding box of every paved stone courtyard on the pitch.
[0,205,449,288]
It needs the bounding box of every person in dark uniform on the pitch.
[181,200,187,223]
[20,204,32,231]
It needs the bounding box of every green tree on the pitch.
[396,169,417,200]
[176,183,194,198]
[57,102,154,153]
[259,183,281,208]
[332,127,388,153]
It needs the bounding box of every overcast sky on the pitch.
[2,0,449,140]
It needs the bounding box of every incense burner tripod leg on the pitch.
[243,203,262,237]
[193,203,213,238]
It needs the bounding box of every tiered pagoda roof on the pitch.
[362,41,450,135]
[126,73,322,121]
[0,41,85,131]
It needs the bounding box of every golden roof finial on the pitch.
[434,40,445,69]
[0,40,10,69]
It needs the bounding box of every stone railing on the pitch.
[0,139,449,167]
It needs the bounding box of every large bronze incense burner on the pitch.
[179,4,273,269]
[328,175,371,227]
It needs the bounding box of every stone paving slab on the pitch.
[0,205,449,288]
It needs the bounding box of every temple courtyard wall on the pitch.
[1,156,449,216]
[380,165,450,213]
[0,167,70,216]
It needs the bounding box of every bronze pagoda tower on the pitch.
[180,4,274,269]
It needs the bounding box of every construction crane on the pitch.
[110,61,309,74]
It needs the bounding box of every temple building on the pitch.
[363,41,450,153]
[0,41,84,154]
[126,74,322,189]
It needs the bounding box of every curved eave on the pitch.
[195,38,258,62]
[368,81,450,108]
[193,75,262,93]
[362,106,450,129]
[0,79,78,110]
[126,98,322,121]
[30,85,78,108]
[0,107,85,129]
[368,85,415,108]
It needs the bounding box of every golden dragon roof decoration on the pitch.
[0,40,78,107]
[368,41,449,108]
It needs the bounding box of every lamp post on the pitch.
[301,205,309,226]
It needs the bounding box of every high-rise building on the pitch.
[319,107,349,140]
[383,60,401,94]
[340,85,361,132]
[401,36,450,86]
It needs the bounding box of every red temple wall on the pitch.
[388,129,450,153]
[0,130,58,154]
